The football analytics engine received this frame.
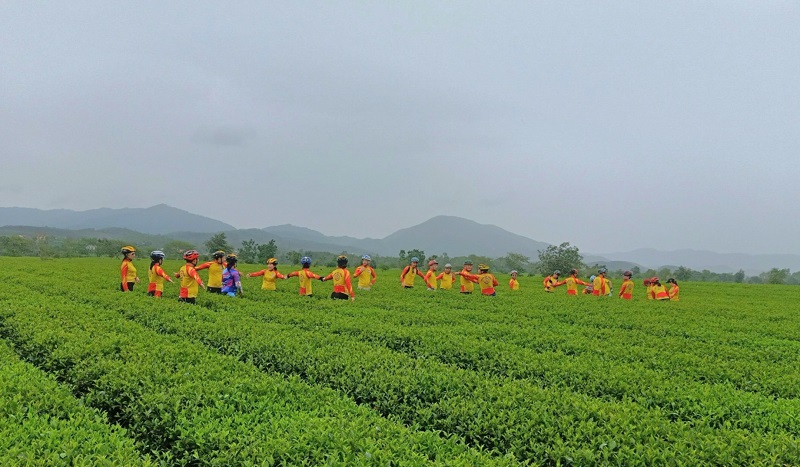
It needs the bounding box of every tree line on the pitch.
[2,233,798,284]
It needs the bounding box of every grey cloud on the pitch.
[192,126,257,147]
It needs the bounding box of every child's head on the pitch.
[463,260,473,272]
[623,270,632,280]
[597,267,607,277]
[510,270,518,278]
[121,245,136,260]
[478,264,490,273]
[410,257,419,267]
[570,268,579,277]
[301,256,312,269]
[444,263,452,272]
[337,255,349,268]
[149,250,165,266]
[267,258,278,270]
[225,254,238,268]
[666,278,678,285]
[552,270,560,278]
[183,250,200,265]
[643,278,651,286]
[213,250,226,263]
[361,255,371,266]
[428,259,438,271]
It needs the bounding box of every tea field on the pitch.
[2,257,800,465]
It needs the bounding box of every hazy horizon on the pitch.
[1,2,798,255]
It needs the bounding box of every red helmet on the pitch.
[183,250,200,261]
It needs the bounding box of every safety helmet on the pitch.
[337,255,348,267]
[444,263,452,268]
[643,278,651,285]
[598,267,608,274]
[225,253,238,264]
[464,260,473,265]
[267,258,278,265]
[510,270,518,275]
[301,256,312,265]
[212,250,226,259]
[478,264,489,271]
[570,268,579,275]
[651,276,659,283]
[428,259,438,266]
[410,257,419,263]
[183,250,200,261]
[150,250,166,260]
[362,255,371,261]
[667,278,676,284]
[553,270,561,276]
[589,275,596,281]
[623,270,632,277]
[121,245,136,255]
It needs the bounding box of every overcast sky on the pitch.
[1,1,798,255]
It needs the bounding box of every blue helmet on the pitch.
[410,257,419,262]
[301,256,311,265]
[362,255,371,261]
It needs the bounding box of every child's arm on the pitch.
[155,265,173,283]
[248,270,265,277]
[195,262,212,271]
[121,263,129,290]
[370,267,377,284]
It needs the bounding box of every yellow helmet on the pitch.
[267,257,278,264]
[121,245,136,255]
[478,263,490,271]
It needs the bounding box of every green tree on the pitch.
[765,268,789,285]
[733,269,746,283]
[674,266,693,282]
[632,266,641,276]
[501,252,531,273]
[536,242,584,276]
[163,240,197,260]
[240,239,259,263]
[204,233,232,255]
[286,250,302,265]
[257,239,278,263]
[405,249,426,266]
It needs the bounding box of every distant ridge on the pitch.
[0,204,234,235]
[2,205,798,274]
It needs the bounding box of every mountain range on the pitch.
[2,205,798,274]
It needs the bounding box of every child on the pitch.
[554,268,589,296]
[221,254,243,297]
[319,255,354,301]
[583,275,596,295]
[436,263,456,290]
[667,278,680,301]
[643,278,653,300]
[509,270,520,290]
[543,270,560,292]
[195,250,226,294]
[400,257,432,289]
[247,258,287,290]
[458,260,478,294]
[147,250,173,298]
[618,271,634,300]
[120,245,140,292]
[353,255,377,290]
[650,278,670,300]
[475,264,499,296]
[287,256,321,297]
[176,250,206,304]
[425,260,439,290]
[592,268,613,296]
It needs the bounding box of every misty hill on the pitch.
[0,205,234,235]
[0,225,175,244]
[372,216,551,258]
[600,248,800,276]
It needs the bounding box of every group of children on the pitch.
[120,246,679,302]
[542,268,680,301]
